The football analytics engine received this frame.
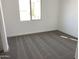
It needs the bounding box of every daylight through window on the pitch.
[19,0,41,21]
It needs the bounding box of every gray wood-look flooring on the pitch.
[2,31,77,59]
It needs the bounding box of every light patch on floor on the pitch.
[0,55,10,58]
[60,36,68,39]
[69,38,77,41]
[60,35,77,42]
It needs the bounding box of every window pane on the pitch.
[19,0,30,21]
[20,11,30,21]
[31,0,41,20]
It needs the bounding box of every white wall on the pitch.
[1,0,77,37]
[1,0,59,37]
[58,0,78,37]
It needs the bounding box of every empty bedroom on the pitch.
[0,0,78,59]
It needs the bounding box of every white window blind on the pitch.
[19,0,31,21]
[19,0,41,21]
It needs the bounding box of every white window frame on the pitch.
[18,0,41,21]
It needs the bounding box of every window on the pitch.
[19,0,41,21]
